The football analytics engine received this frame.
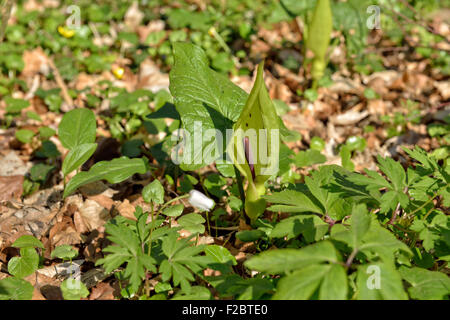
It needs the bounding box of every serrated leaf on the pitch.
[294,149,326,167]
[356,263,408,300]
[58,108,96,150]
[245,241,340,274]
[319,264,348,300]
[399,266,450,300]
[205,245,237,266]
[264,189,324,214]
[160,233,209,293]
[270,214,328,242]
[350,204,371,247]
[273,264,331,300]
[177,213,205,234]
[64,157,147,197]
[172,286,212,300]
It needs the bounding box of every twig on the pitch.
[209,225,239,231]
[0,0,13,43]
[47,57,74,108]
[387,186,408,225]
[384,0,449,41]
[345,249,358,268]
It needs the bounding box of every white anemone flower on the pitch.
[188,190,215,212]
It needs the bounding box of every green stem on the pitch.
[234,165,246,216]
[407,191,440,218]
[156,194,189,216]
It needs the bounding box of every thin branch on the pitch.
[0,0,13,43]
[345,249,358,268]
[47,57,74,108]
[387,186,408,225]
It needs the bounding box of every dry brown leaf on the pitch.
[49,216,81,247]
[137,59,169,93]
[0,151,30,176]
[88,194,115,211]
[89,282,116,300]
[78,199,111,232]
[21,48,49,78]
[124,1,144,31]
[116,199,136,220]
[0,175,23,202]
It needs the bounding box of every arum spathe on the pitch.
[305,0,333,85]
[228,62,280,221]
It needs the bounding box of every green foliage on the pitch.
[51,245,78,261]
[169,42,247,171]
[305,0,333,83]
[0,277,34,300]
[58,108,97,150]
[12,235,44,249]
[7,247,39,278]
[229,62,281,221]
[142,180,165,204]
[60,279,89,300]
[61,143,97,176]
[63,157,148,198]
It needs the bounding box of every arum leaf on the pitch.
[169,43,247,171]
[62,143,97,175]
[230,62,280,184]
[306,0,333,81]
[58,108,96,150]
[64,157,147,197]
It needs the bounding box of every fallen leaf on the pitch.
[0,175,23,202]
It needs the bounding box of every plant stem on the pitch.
[234,165,246,216]
[345,249,358,268]
[387,186,408,225]
[407,191,440,218]
[156,193,189,216]
[0,0,13,43]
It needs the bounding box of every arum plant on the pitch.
[304,0,333,88]
[228,62,280,222]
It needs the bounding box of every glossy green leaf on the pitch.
[12,235,44,249]
[64,157,147,197]
[142,179,165,204]
[51,245,78,260]
[62,143,97,175]
[0,277,34,300]
[169,42,247,170]
[15,129,35,143]
[245,241,340,274]
[7,248,39,278]
[58,108,96,150]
